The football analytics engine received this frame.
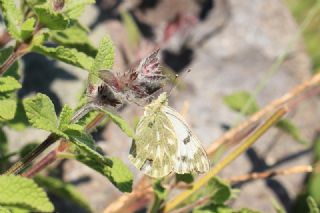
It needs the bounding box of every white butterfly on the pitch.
[129,92,210,178]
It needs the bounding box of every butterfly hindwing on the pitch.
[130,93,210,178]
[129,107,178,178]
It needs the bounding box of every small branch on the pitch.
[4,134,59,175]
[0,42,29,76]
[168,195,210,213]
[207,72,320,156]
[228,165,313,184]
[22,149,58,178]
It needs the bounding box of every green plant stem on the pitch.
[4,134,59,175]
[0,42,29,76]
[163,107,288,212]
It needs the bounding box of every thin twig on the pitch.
[207,72,320,156]
[168,195,210,213]
[228,165,313,184]
[0,42,29,76]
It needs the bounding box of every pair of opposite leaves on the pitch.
[90,49,209,178]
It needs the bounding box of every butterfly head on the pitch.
[145,92,168,113]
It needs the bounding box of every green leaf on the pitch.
[89,35,114,84]
[34,175,93,213]
[0,206,11,213]
[223,91,259,116]
[64,126,96,152]
[50,23,97,57]
[7,101,29,130]
[76,155,133,192]
[0,175,54,212]
[102,109,134,138]
[307,196,320,213]
[0,99,17,120]
[23,93,64,136]
[153,180,167,200]
[193,204,232,213]
[34,4,70,30]
[58,104,74,131]
[176,173,194,184]
[150,180,168,213]
[234,208,261,213]
[205,177,231,204]
[32,44,94,70]
[64,0,95,19]
[0,77,21,92]
[276,119,307,144]
[20,17,36,41]
[120,11,141,48]
[0,0,23,40]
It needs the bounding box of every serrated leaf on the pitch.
[223,91,259,116]
[58,104,73,131]
[176,173,194,184]
[34,175,93,213]
[193,204,232,213]
[77,155,133,192]
[0,175,54,212]
[89,35,114,84]
[64,0,95,19]
[120,11,141,48]
[0,77,21,92]
[20,17,36,41]
[50,22,97,57]
[32,44,94,70]
[205,177,231,204]
[23,93,65,136]
[0,99,17,120]
[276,119,307,144]
[307,196,320,213]
[0,0,23,40]
[64,126,96,148]
[102,109,134,138]
[34,4,70,30]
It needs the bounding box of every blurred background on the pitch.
[2,0,320,212]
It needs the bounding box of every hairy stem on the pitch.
[228,164,313,184]
[0,42,29,76]
[4,134,59,175]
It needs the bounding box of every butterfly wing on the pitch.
[163,106,210,174]
[129,108,178,178]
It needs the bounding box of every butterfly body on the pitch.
[129,93,210,178]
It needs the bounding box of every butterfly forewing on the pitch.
[163,106,210,174]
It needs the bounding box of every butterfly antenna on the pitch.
[167,68,192,97]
